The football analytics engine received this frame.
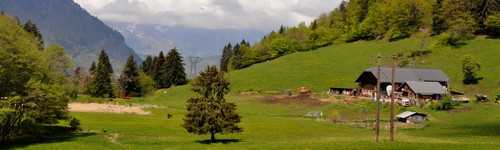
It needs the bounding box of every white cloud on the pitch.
[74,0,342,31]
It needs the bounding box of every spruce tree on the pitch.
[183,66,242,143]
[98,50,114,74]
[90,51,114,98]
[153,51,167,88]
[231,44,244,70]
[85,62,97,94]
[164,48,187,88]
[142,55,153,75]
[119,55,142,97]
[89,61,97,76]
[23,20,44,49]
[220,43,233,72]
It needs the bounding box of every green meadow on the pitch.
[4,39,500,149]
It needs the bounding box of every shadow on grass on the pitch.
[196,139,242,144]
[0,125,97,150]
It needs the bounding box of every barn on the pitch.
[400,81,447,105]
[354,67,449,97]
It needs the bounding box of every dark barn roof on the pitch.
[355,67,449,83]
[405,81,446,95]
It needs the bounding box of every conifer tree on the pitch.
[153,51,167,88]
[220,43,233,72]
[231,44,243,70]
[89,61,97,76]
[89,51,114,98]
[119,55,142,97]
[98,50,114,74]
[23,20,44,49]
[183,66,242,143]
[142,55,153,75]
[163,48,187,88]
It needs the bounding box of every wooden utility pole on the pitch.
[375,54,382,143]
[390,54,397,141]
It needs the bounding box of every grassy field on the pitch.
[4,39,500,149]
[4,86,500,150]
[229,37,500,96]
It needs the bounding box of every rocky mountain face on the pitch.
[0,0,141,72]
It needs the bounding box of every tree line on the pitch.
[81,48,187,98]
[220,0,500,71]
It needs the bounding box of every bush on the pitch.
[435,32,466,47]
[428,97,457,111]
[69,118,81,132]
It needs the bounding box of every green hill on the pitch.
[228,37,500,96]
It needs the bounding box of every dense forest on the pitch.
[220,0,500,71]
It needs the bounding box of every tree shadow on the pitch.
[0,126,96,149]
[196,139,243,144]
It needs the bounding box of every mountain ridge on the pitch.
[0,0,141,71]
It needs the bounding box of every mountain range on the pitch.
[0,0,141,72]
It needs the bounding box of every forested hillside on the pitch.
[0,0,141,71]
[221,0,500,71]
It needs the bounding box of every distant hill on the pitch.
[228,37,500,96]
[0,0,141,72]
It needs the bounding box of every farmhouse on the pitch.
[354,67,449,97]
[400,81,447,104]
[396,111,427,124]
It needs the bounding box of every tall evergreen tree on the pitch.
[231,44,243,70]
[98,50,114,74]
[142,55,153,75]
[163,48,187,88]
[89,51,114,98]
[183,66,242,143]
[23,20,44,49]
[153,51,167,88]
[220,43,233,72]
[119,55,142,97]
[89,61,97,76]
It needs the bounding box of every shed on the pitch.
[396,111,427,124]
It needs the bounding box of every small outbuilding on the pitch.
[396,111,427,124]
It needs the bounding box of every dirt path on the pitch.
[69,103,150,115]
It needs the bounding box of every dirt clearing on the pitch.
[69,103,151,115]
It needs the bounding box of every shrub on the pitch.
[435,32,466,47]
[69,118,81,132]
[428,97,457,111]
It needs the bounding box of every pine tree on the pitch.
[90,51,114,98]
[85,62,97,94]
[183,66,242,143]
[279,25,286,34]
[23,20,44,49]
[89,61,97,76]
[220,43,233,72]
[142,55,153,75]
[98,50,114,74]
[153,51,167,88]
[163,48,187,88]
[231,44,243,70]
[119,55,142,97]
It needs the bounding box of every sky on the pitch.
[74,0,342,31]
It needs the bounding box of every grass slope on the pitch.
[4,38,500,149]
[5,89,500,150]
[229,38,500,95]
